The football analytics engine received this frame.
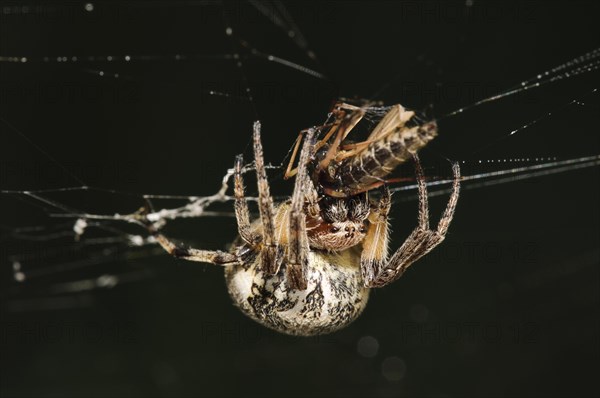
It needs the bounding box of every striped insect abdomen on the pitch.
[335,121,437,196]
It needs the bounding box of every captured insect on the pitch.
[144,101,460,336]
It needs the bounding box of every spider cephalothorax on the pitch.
[306,195,370,251]
[149,101,460,336]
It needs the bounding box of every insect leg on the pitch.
[283,130,305,179]
[317,105,365,173]
[366,104,414,142]
[334,104,415,162]
[285,102,365,179]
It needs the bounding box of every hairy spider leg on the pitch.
[252,121,284,274]
[152,234,238,265]
[233,154,257,245]
[286,128,317,290]
[360,185,392,284]
[138,192,239,265]
[146,121,290,269]
[362,154,461,288]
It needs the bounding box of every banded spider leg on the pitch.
[361,154,461,288]
[147,121,319,291]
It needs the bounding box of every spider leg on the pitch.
[360,185,392,284]
[253,121,283,275]
[140,201,239,265]
[286,128,316,290]
[234,154,259,245]
[362,154,460,288]
[152,234,238,265]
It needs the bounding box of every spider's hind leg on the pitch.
[137,204,238,265]
[153,234,238,265]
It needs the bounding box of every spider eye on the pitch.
[330,226,340,233]
[360,227,367,233]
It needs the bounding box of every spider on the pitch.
[145,102,461,336]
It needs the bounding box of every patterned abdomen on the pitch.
[224,248,370,336]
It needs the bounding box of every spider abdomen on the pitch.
[224,248,370,336]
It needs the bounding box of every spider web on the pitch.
[1,2,599,397]
[1,1,598,300]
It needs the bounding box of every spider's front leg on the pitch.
[145,122,280,268]
[361,154,461,288]
[252,121,284,275]
[286,128,317,290]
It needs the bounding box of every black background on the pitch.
[1,1,599,397]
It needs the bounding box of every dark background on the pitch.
[1,1,599,397]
